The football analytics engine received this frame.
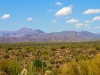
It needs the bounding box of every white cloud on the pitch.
[52,20,56,23]
[75,23,83,28]
[75,23,89,28]
[92,16,100,21]
[55,6,72,17]
[55,2,62,6]
[47,10,56,12]
[83,9,100,14]
[66,19,79,23]
[27,17,33,21]
[94,26,100,29]
[0,14,10,19]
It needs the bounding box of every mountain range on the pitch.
[0,27,100,42]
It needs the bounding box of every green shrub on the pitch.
[0,60,20,75]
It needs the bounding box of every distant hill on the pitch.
[0,28,100,42]
[0,27,45,37]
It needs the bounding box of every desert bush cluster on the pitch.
[0,41,100,75]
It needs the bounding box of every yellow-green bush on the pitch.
[0,59,21,75]
[60,53,100,75]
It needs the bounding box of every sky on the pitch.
[0,0,100,33]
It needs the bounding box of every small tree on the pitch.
[33,59,47,73]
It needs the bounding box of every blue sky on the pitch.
[0,0,100,33]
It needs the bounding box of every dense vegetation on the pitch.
[0,41,100,75]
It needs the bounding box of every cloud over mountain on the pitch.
[27,17,33,21]
[75,23,83,28]
[66,19,79,23]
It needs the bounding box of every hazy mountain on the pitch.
[0,28,100,42]
[0,27,45,37]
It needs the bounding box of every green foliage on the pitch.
[60,53,100,75]
[0,41,100,75]
[7,60,20,75]
[34,59,42,69]
[0,59,20,75]
[33,59,47,71]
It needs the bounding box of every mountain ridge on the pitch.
[0,27,100,42]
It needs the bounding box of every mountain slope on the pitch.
[0,28,100,42]
[0,27,45,37]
